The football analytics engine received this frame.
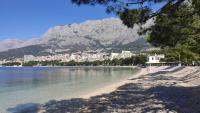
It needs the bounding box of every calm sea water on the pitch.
[0,67,138,113]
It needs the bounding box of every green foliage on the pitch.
[23,61,40,66]
[134,55,147,65]
[148,4,200,49]
[120,8,152,27]
[193,0,200,13]
[146,3,200,61]
[2,62,21,66]
[41,60,61,66]
[71,0,200,29]
[153,45,200,65]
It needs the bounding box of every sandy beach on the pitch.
[37,66,200,113]
[80,66,174,99]
[81,66,144,99]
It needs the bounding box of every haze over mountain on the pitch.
[0,18,153,59]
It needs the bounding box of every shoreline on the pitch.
[38,66,200,113]
[37,66,144,113]
[80,66,170,99]
[81,67,146,99]
[0,65,138,68]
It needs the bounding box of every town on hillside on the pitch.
[1,49,199,67]
[0,49,163,66]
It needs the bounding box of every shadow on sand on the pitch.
[7,103,41,113]
[8,85,200,113]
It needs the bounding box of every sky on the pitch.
[0,0,116,40]
[0,0,164,41]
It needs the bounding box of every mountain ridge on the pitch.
[0,18,153,60]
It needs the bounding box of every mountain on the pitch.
[0,18,153,60]
[0,39,25,52]
[0,38,41,52]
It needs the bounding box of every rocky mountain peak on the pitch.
[0,18,152,59]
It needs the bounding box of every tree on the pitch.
[147,4,200,50]
[134,55,147,65]
[2,62,21,66]
[161,45,200,64]
[71,0,200,27]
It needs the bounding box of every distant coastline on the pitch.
[0,65,139,68]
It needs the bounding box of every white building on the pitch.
[146,54,165,64]
[22,50,135,63]
[110,51,133,60]
[110,53,120,60]
[70,54,81,62]
[24,55,35,62]
[120,51,132,59]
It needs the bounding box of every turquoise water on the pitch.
[0,67,138,113]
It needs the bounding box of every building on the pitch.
[24,55,35,62]
[120,51,132,59]
[146,54,165,65]
[22,50,136,63]
[70,53,81,62]
[0,60,6,65]
[110,53,120,60]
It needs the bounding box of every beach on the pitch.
[36,66,200,113]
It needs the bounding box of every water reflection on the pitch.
[0,67,138,113]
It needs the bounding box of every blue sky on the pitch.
[0,0,164,40]
[0,0,116,40]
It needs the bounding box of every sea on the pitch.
[0,66,139,113]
